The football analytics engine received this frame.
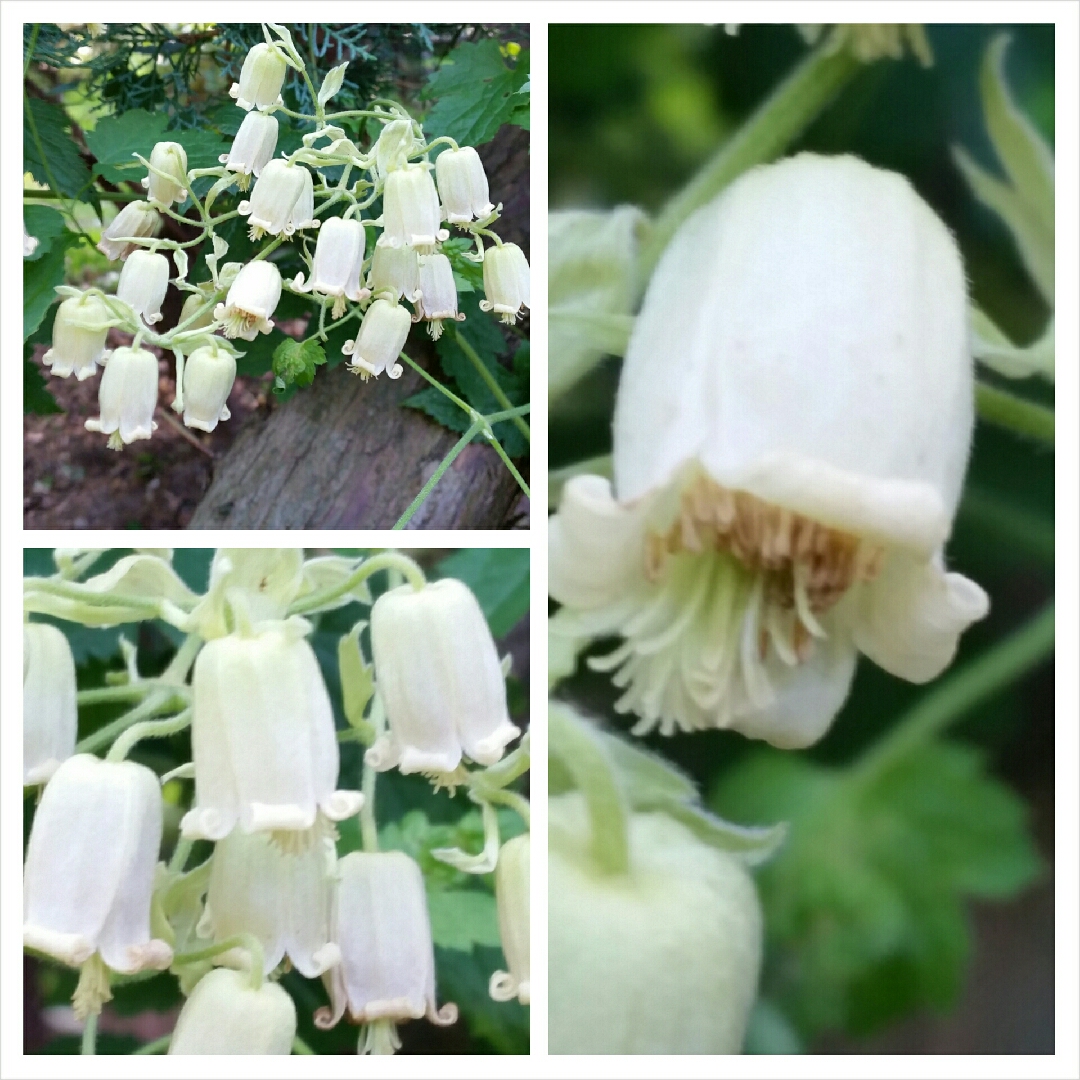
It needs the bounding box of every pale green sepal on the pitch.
[662,802,787,868]
[296,555,372,611]
[431,799,501,874]
[338,621,376,744]
[971,306,1054,382]
[318,62,349,106]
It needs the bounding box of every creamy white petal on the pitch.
[24,624,77,785]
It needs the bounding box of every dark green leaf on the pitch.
[23,205,68,262]
[24,97,92,200]
[402,383,473,434]
[84,108,171,185]
[427,887,501,951]
[25,355,61,416]
[23,236,70,340]
[433,548,530,637]
[272,337,326,391]
[435,945,530,1054]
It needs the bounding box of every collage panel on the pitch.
[547,22,1056,1057]
[24,22,530,530]
[21,545,530,1055]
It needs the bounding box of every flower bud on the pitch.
[221,110,279,179]
[179,292,215,331]
[181,619,362,841]
[42,292,113,381]
[480,243,530,324]
[182,339,236,433]
[374,117,420,179]
[229,42,288,112]
[341,298,411,380]
[97,200,161,261]
[416,253,464,339]
[214,260,282,341]
[116,249,170,324]
[369,243,420,303]
[238,159,314,239]
[168,968,296,1054]
[549,793,762,1054]
[23,623,77,785]
[380,165,447,254]
[198,829,340,977]
[23,754,174,973]
[366,579,520,775]
[85,345,159,449]
[142,141,188,206]
[317,851,457,1029]
[293,216,368,317]
[490,834,530,1005]
[436,146,494,224]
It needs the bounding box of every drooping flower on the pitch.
[316,851,457,1029]
[238,159,314,239]
[42,292,114,381]
[229,42,288,112]
[548,792,762,1054]
[24,623,77,785]
[373,117,421,180]
[490,834,530,1006]
[85,345,159,449]
[213,260,282,341]
[435,146,494,224]
[197,828,340,977]
[366,578,520,775]
[341,298,411,380]
[182,339,236,433]
[23,754,173,973]
[116,249,170,324]
[168,968,297,1055]
[415,253,464,339]
[96,200,161,261]
[286,164,319,234]
[293,216,369,318]
[369,243,420,303]
[181,618,363,841]
[549,154,989,747]
[220,110,279,181]
[142,141,189,206]
[480,242,530,325]
[379,165,447,254]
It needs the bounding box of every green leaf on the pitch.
[23,97,92,200]
[427,887,501,951]
[24,355,61,415]
[433,548,530,637]
[435,945,530,1053]
[84,108,171,185]
[271,337,326,391]
[711,740,1042,1038]
[23,236,71,340]
[402,383,472,434]
[233,327,288,379]
[421,40,530,146]
[23,205,68,263]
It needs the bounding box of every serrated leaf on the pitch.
[433,548,530,637]
[24,97,92,200]
[272,336,326,389]
[427,887,500,951]
[23,236,70,340]
[402,384,473,433]
[23,205,68,263]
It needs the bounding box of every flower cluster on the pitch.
[23,548,529,1055]
[39,27,530,451]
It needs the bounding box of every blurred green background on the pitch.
[549,24,1054,1054]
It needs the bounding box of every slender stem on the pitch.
[75,690,187,755]
[360,697,385,853]
[450,326,531,442]
[398,351,473,415]
[288,551,425,615]
[474,734,530,790]
[485,788,531,828]
[106,709,193,762]
[976,382,1055,445]
[488,436,531,499]
[132,1035,171,1055]
[637,42,860,293]
[76,683,149,706]
[169,836,194,874]
[80,1012,97,1055]
[173,933,265,987]
[161,633,203,685]
[853,602,1055,787]
[393,423,480,529]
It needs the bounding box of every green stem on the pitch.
[398,351,473,415]
[450,326,530,443]
[106,709,193,762]
[474,733,530,790]
[637,42,860,294]
[292,1036,316,1054]
[75,690,187,755]
[162,633,203,684]
[976,382,1055,445]
[132,1035,171,1054]
[288,551,425,615]
[853,602,1055,787]
[81,1012,97,1055]
[488,436,531,499]
[169,836,194,874]
[173,933,265,987]
[360,697,384,853]
[485,788,531,827]
[393,423,480,529]
[76,683,149,706]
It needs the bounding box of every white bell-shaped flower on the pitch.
[229,42,288,112]
[182,339,236,432]
[416,253,464,339]
[549,793,762,1054]
[366,579,520,775]
[435,146,494,224]
[490,833,530,1005]
[181,618,363,841]
[293,216,368,317]
[287,164,319,234]
[168,967,296,1054]
[369,243,420,303]
[42,292,113,381]
[221,110,279,179]
[23,754,173,973]
[480,243,530,324]
[341,298,411,380]
[116,249,170,324]
[97,200,161,261]
[238,159,310,239]
[550,153,989,748]
[380,165,447,254]
[142,141,188,206]
[198,828,340,977]
[85,345,159,449]
[374,117,421,179]
[24,623,77,786]
[317,851,457,1029]
[213,260,282,341]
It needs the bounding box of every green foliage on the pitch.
[272,337,327,392]
[24,96,92,200]
[711,740,1042,1037]
[436,945,530,1054]
[23,205,68,262]
[433,547,530,637]
[422,39,530,146]
[23,237,72,340]
[25,354,61,416]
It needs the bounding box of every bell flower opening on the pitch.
[182,340,236,433]
[116,249,170,325]
[480,243,530,325]
[369,244,420,303]
[380,165,448,254]
[238,159,312,240]
[24,623,78,786]
[549,154,988,748]
[435,146,494,224]
[42,292,114,381]
[341,299,411,380]
[293,216,369,318]
[415,253,464,339]
[213,260,282,341]
[85,345,159,450]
